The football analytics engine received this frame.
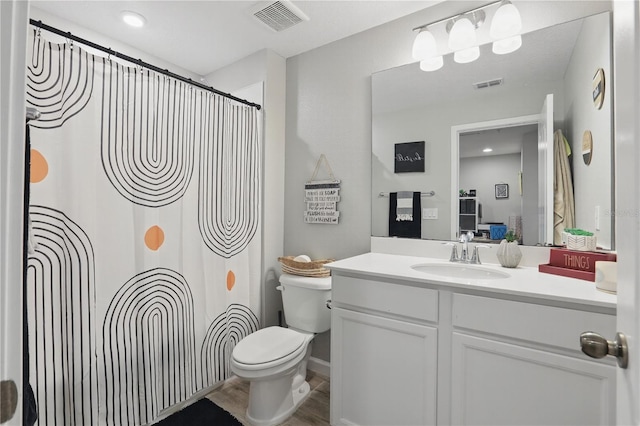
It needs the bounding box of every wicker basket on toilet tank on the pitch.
[278,256,334,277]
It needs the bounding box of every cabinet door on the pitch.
[451,333,615,425]
[331,307,438,426]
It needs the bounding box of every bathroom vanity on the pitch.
[328,253,617,426]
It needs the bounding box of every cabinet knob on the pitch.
[580,331,628,368]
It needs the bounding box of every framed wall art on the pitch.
[394,141,425,173]
[495,183,509,199]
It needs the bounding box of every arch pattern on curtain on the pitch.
[26,205,98,426]
[102,268,197,425]
[100,64,197,207]
[199,303,260,386]
[198,96,261,258]
[26,35,95,129]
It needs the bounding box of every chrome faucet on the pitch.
[459,231,473,262]
[445,232,490,264]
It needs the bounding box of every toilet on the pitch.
[230,273,332,426]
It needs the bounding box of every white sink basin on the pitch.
[411,263,510,280]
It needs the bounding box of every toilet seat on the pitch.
[232,327,311,371]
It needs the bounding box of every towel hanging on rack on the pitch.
[388,192,421,238]
[396,191,414,221]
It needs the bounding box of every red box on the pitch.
[547,248,617,273]
[538,264,595,282]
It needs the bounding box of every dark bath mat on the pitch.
[155,398,242,426]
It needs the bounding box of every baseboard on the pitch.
[308,356,330,378]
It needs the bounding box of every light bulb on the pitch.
[490,1,522,39]
[121,11,146,28]
[454,46,480,64]
[449,17,477,51]
[420,56,444,72]
[412,29,438,61]
[492,35,522,54]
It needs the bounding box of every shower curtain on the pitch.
[25,31,261,425]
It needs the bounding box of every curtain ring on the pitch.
[36,27,41,38]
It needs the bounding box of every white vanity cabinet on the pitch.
[450,294,616,426]
[329,263,617,426]
[330,276,439,425]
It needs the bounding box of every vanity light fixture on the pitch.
[412,0,523,71]
[121,11,146,28]
[412,28,443,71]
[490,1,522,39]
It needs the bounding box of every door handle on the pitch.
[580,331,628,368]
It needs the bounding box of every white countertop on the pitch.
[327,252,617,310]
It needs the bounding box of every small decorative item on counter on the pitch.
[278,255,334,277]
[496,230,522,268]
[595,260,617,294]
[538,248,617,282]
[564,228,597,251]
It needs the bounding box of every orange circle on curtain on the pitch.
[144,225,165,251]
[227,271,236,291]
[30,149,49,183]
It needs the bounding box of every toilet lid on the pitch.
[233,327,306,365]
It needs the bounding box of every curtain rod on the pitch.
[29,19,262,111]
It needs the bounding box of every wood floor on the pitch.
[207,371,330,426]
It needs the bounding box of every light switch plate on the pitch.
[423,208,438,220]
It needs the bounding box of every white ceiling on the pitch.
[459,125,538,158]
[30,0,439,76]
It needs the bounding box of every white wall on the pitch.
[1,1,30,423]
[460,153,522,226]
[562,12,613,249]
[205,50,287,329]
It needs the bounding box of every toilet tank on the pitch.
[279,274,332,333]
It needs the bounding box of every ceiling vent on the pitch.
[473,78,504,89]
[250,1,309,32]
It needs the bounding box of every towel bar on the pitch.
[378,191,435,198]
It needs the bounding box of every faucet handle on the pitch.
[443,242,459,262]
[470,244,491,264]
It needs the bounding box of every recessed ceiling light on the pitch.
[121,11,146,28]
[483,148,493,153]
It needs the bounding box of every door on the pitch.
[613,1,640,424]
[0,1,29,424]
[537,93,554,246]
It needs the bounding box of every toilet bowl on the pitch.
[230,273,331,426]
[231,327,314,425]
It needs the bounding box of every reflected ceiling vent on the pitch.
[250,0,309,32]
[473,78,504,89]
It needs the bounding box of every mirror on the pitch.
[372,12,613,249]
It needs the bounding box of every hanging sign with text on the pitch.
[394,141,425,173]
[304,181,341,224]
